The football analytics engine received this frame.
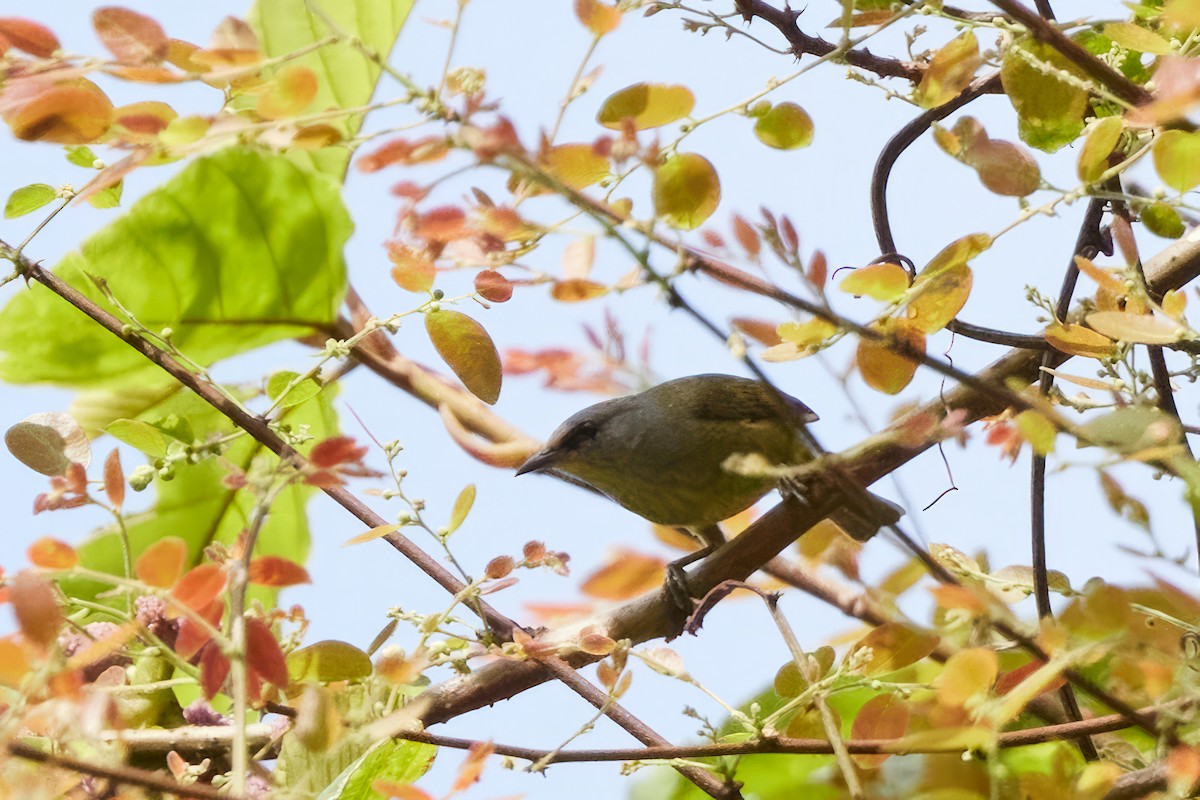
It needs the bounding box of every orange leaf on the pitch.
[551,278,608,302]
[0,636,32,688]
[10,571,61,649]
[580,549,665,601]
[934,647,999,708]
[257,65,318,120]
[857,320,924,394]
[2,77,114,144]
[848,622,939,676]
[425,309,502,405]
[248,556,311,587]
[452,742,495,792]
[169,563,227,618]
[135,536,188,588]
[27,537,77,569]
[574,0,621,35]
[103,448,124,511]
[371,783,434,800]
[850,693,910,768]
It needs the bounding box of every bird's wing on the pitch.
[689,382,819,426]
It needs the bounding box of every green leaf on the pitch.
[287,640,373,683]
[652,152,720,230]
[1001,38,1089,152]
[445,484,475,535]
[596,83,695,130]
[1142,202,1185,238]
[1103,21,1173,55]
[63,384,338,609]
[5,184,57,218]
[1077,116,1124,183]
[0,148,350,388]
[86,179,122,209]
[425,309,502,404]
[1077,406,1183,453]
[318,738,437,800]
[753,103,814,150]
[249,0,415,179]
[65,146,98,168]
[1153,129,1200,193]
[105,418,169,457]
[267,371,323,409]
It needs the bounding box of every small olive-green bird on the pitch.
[515,373,899,551]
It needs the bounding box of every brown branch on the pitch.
[414,346,1044,724]
[732,0,923,82]
[987,0,1152,107]
[0,248,736,800]
[396,708,1147,763]
[8,741,237,800]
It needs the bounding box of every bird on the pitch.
[515,373,900,556]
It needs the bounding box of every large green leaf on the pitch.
[250,0,415,179]
[1000,39,1090,153]
[0,148,350,387]
[62,383,338,608]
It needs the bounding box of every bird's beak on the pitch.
[515,447,560,477]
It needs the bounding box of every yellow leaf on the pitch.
[907,263,972,333]
[1044,322,1117,359]
[542,143,609,190]
[838,262,910,302]
[915,31,982,109]
[1077,116,1124,183]
[597,83,694,130]
[652,152,720,229]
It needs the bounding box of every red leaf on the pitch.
[248,556,311,587]
[103,448,124,511]
[309,436,368,468]
[0,18,59,57]
[474,270,513,303]
[135,536,188,588]
[169,563,226,618]
[245,618,289,688]
[175,600,223,660]
[93,7,168,64]
[199,641,230,699]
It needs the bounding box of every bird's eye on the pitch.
[564,420,598,448]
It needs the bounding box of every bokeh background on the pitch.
[1,1,1194,797]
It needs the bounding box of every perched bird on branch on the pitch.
[516,374,902,612]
